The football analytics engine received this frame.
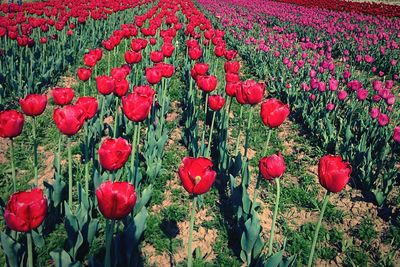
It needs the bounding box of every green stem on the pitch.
[57,134,62,175]
[68,138,73,207]
[33,117,38,186]
[10,138,16,192]
[251,176,261,212]
[205,111,216,158]
[307,191,330,267]
[187,196,197,267]
[234,106,244,156]
[27,232,33,267]
[105,219,115,267]
[263,129,272,156]
[113,98,119,138]
[200,94,208,156]
[84,123,89,195]
[267,178,281,256]
[83,82,86,96]
[243,106,255,160]
[108,52,111,74]
[130,123,139,183]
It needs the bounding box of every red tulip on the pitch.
[96,75,115,95]
[155,63,174,78]
[124,50,142,64]
[225,72,240,83]
[122,86,155,122]
[236,80,264,105]
[150,51,164,63]
[75,97,98,120]
[226,82,240,97]
[188,47,202,60]
[0,110,24,138]
[194,63,209,76]
[259,152,286,181]
[111,67,129,82]
[394,126,400,143]
[98,137,132,171]
[83,54,97,67]
[77,68,92,81]
[96,181,137,220]
[162,43,174,57]
[260,98,290,128]
[52,87,74,106]
[208,95,225,111]
[146,67,162,85]
[19,94,47,117]
[318,155,351,193]
[53,105,85,136]
[224,61,240,73]
[197,75,217,93]
[4,188,47,232]
[114,79,129,97]
[178,157,216,195]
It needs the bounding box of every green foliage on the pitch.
[354,217,377,244]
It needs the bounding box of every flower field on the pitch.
[0,0,399,266]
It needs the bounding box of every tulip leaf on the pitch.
[0,232,23,267]
[240,212,263,265]
[50,249,81,267]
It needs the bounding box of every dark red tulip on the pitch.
[124,50,142,64]
[53,105,85,136]
[52,87,74,106]
[236,80,264,105]
[260,98,290,128]
[318,155,352,193]
[98,137,132,171]
[0,110,24,138]
[75,97,98,120]
[394,126,400,143]
[178,157,216,195]
[114,79,129,97]
[122,86,155,122]
[96,181,136,220]
[197,75,217,93]
[146,67,162,85]
[208,95,225,111]
[155,63,174,78]
[77,68,92,82]
[224,50,237,61]
[259,152,286,181]
[4,188,47,232]
[19,94,47,117]
[226,82,240,97]
[96,75,115,95]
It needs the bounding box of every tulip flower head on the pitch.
[318,155,351,193]
[4,188,47,232]
[96,181,137,220]
[53,105,85,136]
[178,157,216,195]
[52,87,74,106]
[19,94,47,117]
[260,98,290,128]
[98,137,132,171]
[259,152,286,181]
[0,110,25,138]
